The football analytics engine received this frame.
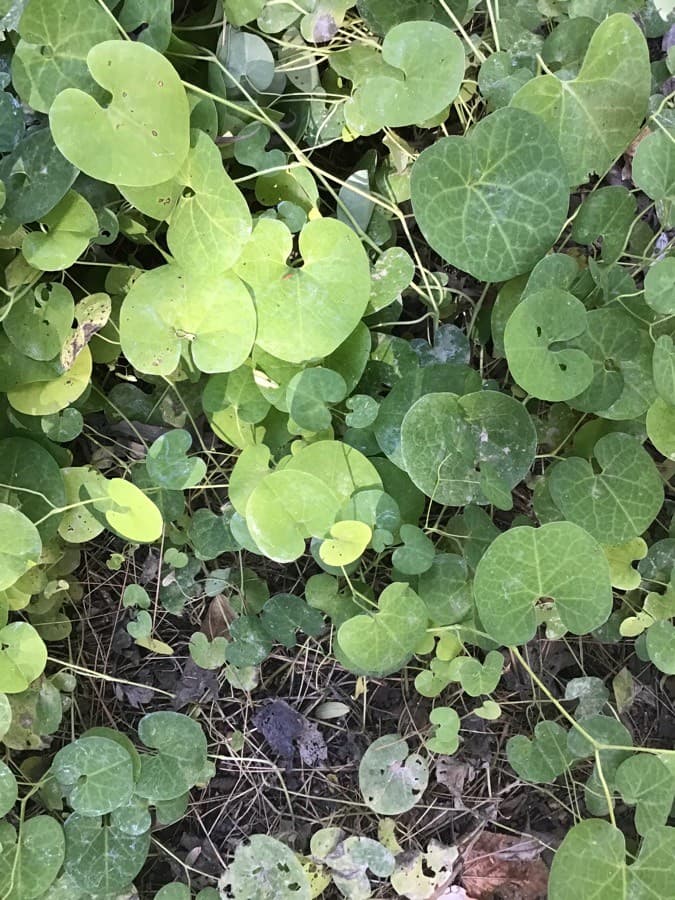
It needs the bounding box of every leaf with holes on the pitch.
[359,734,429,815]
[474,522,613,645]
[50,40,189,185]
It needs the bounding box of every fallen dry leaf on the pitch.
[201,594,236,640]
[460,832,548,900]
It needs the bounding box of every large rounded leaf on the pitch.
[224,835,311,900]
[548,433,664,545]
[120,264,256,375]
[93,478,163,543]
[337,582,428,676]
[246,470,341,563]
[235,217,370,363]
[511,14,651,186]
[50,40,190,185]
[52,736,135,816]
[504,288,593,401]
[549,820,675,900]
[410,107,569,281]
[474,522,613,645]
[6,346,92,416]
[400,391,537,507]
[284,440,382,505]
[164,130,251,273]
[63,815,150,895]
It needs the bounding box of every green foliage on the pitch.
[0,2,671,894]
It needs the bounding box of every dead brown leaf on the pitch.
[201,594,236,640]
[460,832,548,900]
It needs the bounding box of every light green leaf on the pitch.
[223,835,311,900]
[548,433,663,544]
[474,522,613,645]
[147,430,206,490]
[632,127,675,224]
[511,14,651,185]
[0,506,41,591]
[654,335,675,405]
[7,346,92,417]
[646,619,675,674]
[23,190,98,271]
[604,537,648,590]
[359,734,428,815]
[319,520,372,566]
[337,582,428,676]
[63,815,150,895]
[410,107,569,281]
[189,632,227,670]
[284,440,382,506]
[400,391,536,506]
[118,0,172,51]
[246,469,340,563]
[427,706,460,754]
[392,524,435,575]
[0,621,46,693]
[164,130,251,273]
[504,289,593,401]
[51,735,134,816]
[135,711,209,803]
[367,246,415,314]
[644,257,675,315]
[0,761,17,816]
[0,817,64,900]
[50,40,190,186]
[338,22,464,135]
[235,218,370,363]
[58,466,106,544]
[286,367,347,432]
[549,821,675,900]
[93,477,163,543]
[12,0,119,113]
[647,397,675,459]
[447,650,504,696]
[120,264,256,375]
[374,363,481,469]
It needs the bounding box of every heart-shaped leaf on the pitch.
[474,522,613,645]
[0,506,42,591]
[163,130,251,273]
[427,706,460,754]
[400,391,537,507]
[337,22,464,134]
[12,0,119,113]
[51,735,135,816]
[319,520,372,566]
[4,282,74,361]
[120,264,256,376]
[548,433,664,544]
[512,14,651,185]
[337,582,428,676]
[359,734,429,814]
[615,754,675,837]
[447,650,504,697]
[654,335,675,405]
[135,711,208,803]
[417,553,472,625]
[632,127,675,223]
[23,189,98,270]
[93,478,163,543]
[504,289,593,401]
[507,721,574,783]
[234,217,371,363]
[549,820,675,900]
[146,429,206,490]
[50,40,190,185]
[644,257,675,315]
[0,622,47,693]
[0,816,64,900]
[246,470,341,563]
[223,835,311,900]
[391,524,435,575]
[411,107,569,280]
[286,366,347,432]
[63,815,150,895]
